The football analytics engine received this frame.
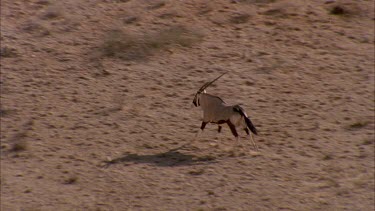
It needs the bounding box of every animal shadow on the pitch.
[102,145,217,167]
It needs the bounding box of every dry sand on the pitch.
[1,0,374,210]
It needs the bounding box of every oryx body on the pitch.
[192,72,258,150]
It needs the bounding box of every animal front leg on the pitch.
[193,121,208,141]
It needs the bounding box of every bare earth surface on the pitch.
[1,0,374,210]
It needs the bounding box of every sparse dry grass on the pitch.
[100,26,203,60]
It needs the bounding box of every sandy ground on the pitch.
[1,0,374,210]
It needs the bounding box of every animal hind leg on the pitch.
[249,132,259,151]
[244,128,258,151]
[227,121,238,137]
[244,128,250,135]
[218,126,222,133]
[227,121,241,147]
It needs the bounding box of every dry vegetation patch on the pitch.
[100,26,203,60]
[0,46,18,58]
[328,1,366,17]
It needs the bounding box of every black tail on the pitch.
[233,105,258,135]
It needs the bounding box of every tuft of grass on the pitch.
[10,140,28,152]
[36,0,51,5]
[188,168,205,175]
[100,26,202,60]
[0,47,18,58]
[0,108,17,117]
[197,154,216,161]
[362,139,373,145]
[123,16,138,24]
[348,121,368,129]
[64,175,78,184]
[328,2,364,17]
[262,2,298,18]
[229,13,251,24]
[22,21,50,36]
[207,190,215,195]
[146,26,203,48]
[148,1,166,10]
[330,5,346,15]
[238,0,277,4]
[322,153,333,160]
[42,6,62,19]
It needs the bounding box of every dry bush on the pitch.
[100,26,203,60]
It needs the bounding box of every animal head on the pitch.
[192,72,228,107]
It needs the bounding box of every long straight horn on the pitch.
[198,71,228,92]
